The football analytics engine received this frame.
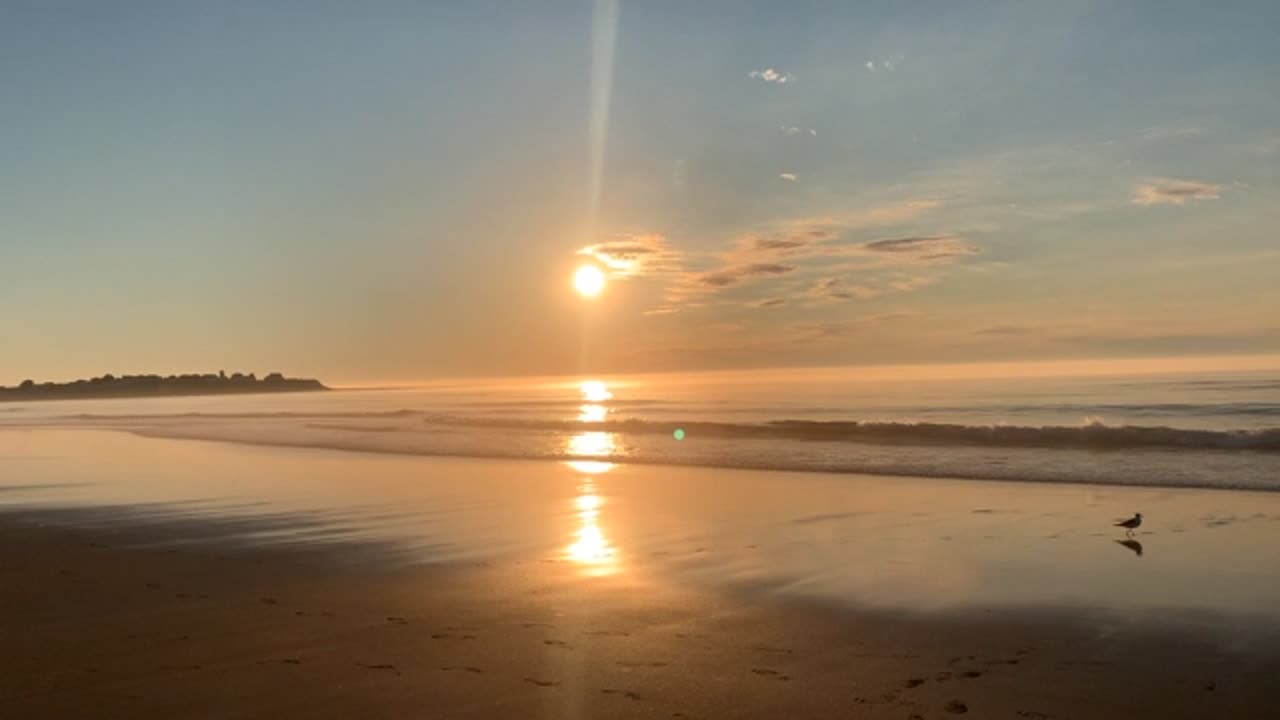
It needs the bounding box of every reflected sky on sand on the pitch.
[3,427,1280,622]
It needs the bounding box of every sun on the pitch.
[573,265,606,297]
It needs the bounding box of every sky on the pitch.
[3,1,1279,384]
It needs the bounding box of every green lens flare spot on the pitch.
[673,428,686,441]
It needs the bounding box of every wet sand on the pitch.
[4,429,1280,717]
[4,511,1279,719]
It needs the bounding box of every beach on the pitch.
[4,428,1280,718]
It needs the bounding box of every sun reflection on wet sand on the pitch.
[566,471,619,575]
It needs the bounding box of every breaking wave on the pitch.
[420,416,1280,452]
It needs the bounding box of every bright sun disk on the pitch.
[574,265,606,297]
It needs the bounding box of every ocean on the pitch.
[5,366,1279,491]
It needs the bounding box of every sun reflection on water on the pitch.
[567,431,616,457]
[580,380,613,403]
[565,379,620,574]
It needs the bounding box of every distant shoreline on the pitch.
[0,372,328,403]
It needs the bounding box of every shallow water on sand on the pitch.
[4,429,1279,620]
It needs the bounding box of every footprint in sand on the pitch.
[544,639,573,649]
[945,699,969,714]
[524,677,559,688]
[584,630,630,638]
[601,688,644,700]
[358,663,401,676]
[259,597,278,605]
[751,646,794,655]
[430,633,453,639]
[750,668,790,681]
[904,678,926,689]
[442,666,484,674]
[386,616,409,625]
[281,658,302,665]
[962,670,983,679]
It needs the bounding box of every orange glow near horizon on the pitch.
[319,354,1280,391]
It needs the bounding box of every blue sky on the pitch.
[2,1,1278,383]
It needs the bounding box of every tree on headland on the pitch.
[1,371,325,401]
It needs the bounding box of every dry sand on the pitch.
[3,511,1278,719]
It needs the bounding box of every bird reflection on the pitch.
[1114,538,1144,557]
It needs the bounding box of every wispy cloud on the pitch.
[1139,125,1204,142]
[805,277,879,302]
[791,312,917,340]
[1132,178,1222,206]
[577,233,682,278]
[779,126,817,136]
[748,68,793,84]
[638,199,967,315]
[699,263,796,288]
[862,235,978,262]
[778,173,798,182]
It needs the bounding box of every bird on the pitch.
[1115,512,1143,536]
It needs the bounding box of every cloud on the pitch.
[887,274,939,292]
[651,199,956,314]
[698,263,796,288]
[749,233,825,252]
[973,324,1054,337]
[862,235,978,262]
[779,173,798,181]
[779,126,817,136]
[805,277,879,302]
[1139,125,1204,142]
[750,297,787,308]
[792,312,917,340]
[578,233,682,278]
[1132,178,1222,206]
[749,68,793,84]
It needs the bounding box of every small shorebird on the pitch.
[1115,512,1143,536]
